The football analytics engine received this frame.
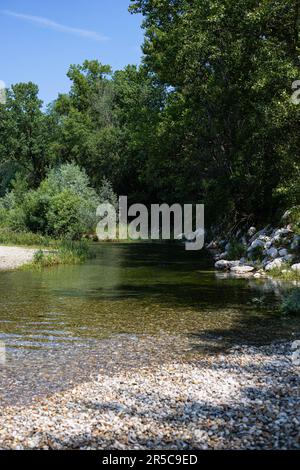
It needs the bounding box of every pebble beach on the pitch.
[0,341,299,450]
[0,246,36,270]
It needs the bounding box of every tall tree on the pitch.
[130,0,300,225]
[0,82,56,189]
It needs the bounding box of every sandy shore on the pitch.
[0,246,36,270]
[0,342,299,450]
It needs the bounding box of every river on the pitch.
[0,242,299,406]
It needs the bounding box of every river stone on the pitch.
[215,260,239,270]
[279,248,288,257]
[291,236,300,250]
[247,227,257,237]
[248,239,265,252]
[292,340,300,350]
[265,258,286,272]
[274,228,293,237]
[258,235,271,243]
[230,265,254,274]
[284,254,295,263]
[291,263,300,273]
[267,247,278,259]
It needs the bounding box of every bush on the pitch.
[46,189,86,239]
[22,189,51,233]
[286,206,300,235]
[227,241,246,259]
[0,163,105,240]
[250,244,265,261]
[281,289,300,315]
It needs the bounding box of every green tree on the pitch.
[0,82,57,189]
[130,0,300,226]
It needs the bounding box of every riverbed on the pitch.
[0,243,300,407]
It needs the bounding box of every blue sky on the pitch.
[0,0,144,105]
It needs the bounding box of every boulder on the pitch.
[266,247,278,259]
[283,254,295,263]
[215,260,240,271]
[247,227,257,237]
[249,226,270,244]
[274,228,293,237]
[292,340,300,350]
[258,235,271,243]
[291,235,300,251]
[278,248,288,257]
[248,239,265,252]
[291,263,300,273]
[230,265,254,274]
[265,258,286,272]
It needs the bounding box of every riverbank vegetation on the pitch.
[0,1,300,244]
[26,240,92,269]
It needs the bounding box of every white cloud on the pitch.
[2,10,108,42]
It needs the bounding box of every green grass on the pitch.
[268,266,300,281]
[0,228,56,247]
[0,228,92,270]
[24,240,92,270]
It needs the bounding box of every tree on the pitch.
[0,82,57,189]
[130,0,300,226]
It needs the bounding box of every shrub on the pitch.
[286,206,300,235]
[22,189,51,233]
[250,244,265,261]
[227,241,246,259]
[99,176,118,208]
[46,189,86,239]
[0,163,103,240]
[281,289,300,315]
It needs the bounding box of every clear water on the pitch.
[0,243,299,405]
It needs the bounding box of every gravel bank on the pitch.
[0,342,299,450]
[0,246,36,270]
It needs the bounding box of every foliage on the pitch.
[227,241,246,260]
[28,240,91,269]
[99,176,118,208]
[0,164,102,240]
[1,1,300,232]
[46,189,86,239]
[0,228,54,247]
[249,245,265,262]
[130,0,300,224]
[0,82,57,189]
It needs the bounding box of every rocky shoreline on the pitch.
[207,210,300,279]
[0,342,299,450]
